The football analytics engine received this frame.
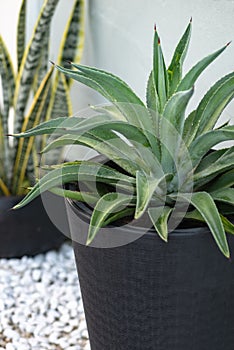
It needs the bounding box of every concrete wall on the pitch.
[86,0,234,124]
[1,0,233,157]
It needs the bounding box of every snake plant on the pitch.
[12,20,234,257]
[0,0,85,196]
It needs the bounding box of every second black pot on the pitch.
[0,191,68,258]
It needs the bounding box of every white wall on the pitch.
[1,0,233,126]
[87,0,234,124]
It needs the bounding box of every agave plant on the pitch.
[12,20,234,257]
[0,0,85,197]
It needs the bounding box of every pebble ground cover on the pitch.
[0,242,90,350]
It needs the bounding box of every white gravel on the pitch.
[0,242,90,350]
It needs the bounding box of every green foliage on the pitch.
[0,0,85,196]
[13,20,234,257]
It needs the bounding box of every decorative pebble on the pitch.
[0,242,89,349]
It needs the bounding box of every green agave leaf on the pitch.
[82,128,149,175]
[14,0,59,135]
[17,0,27,71]
[49,186,98,204]
[167,19,192,96]
[153,27,168,112]
[12,67,54,194]
[211,188,234,206]
[57,0,85,86]
[135,170,171,219]
[148,206,172,242]
[162,87,194,134]
[195,148,227,173]
[146,70,159,113]
[13,161,135,209]
[41,128,147,176]
[56,62,160,157]
[193,72,234,140]
[91,104,126,121]
[87,192,136,245]
[160,88,194,173]
[42,121,150,151]
[176,43,228,92]
[11,117,87,138]
[103,207,135,226]
[182,110,196,145]
[55,64,153,127]
[208,169,234,191]
[188,125,234,168]
[185,210,234,235]
[193,146,234,185]
[67,120,151,148]
[220,215,234,235]
[179,192,230,258]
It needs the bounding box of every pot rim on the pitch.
[67,197,211,238]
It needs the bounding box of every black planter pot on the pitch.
[71,202,234,350]
[0,192,67,258]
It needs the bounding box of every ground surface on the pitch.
[0,242,90,350]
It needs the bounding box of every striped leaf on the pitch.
[0,178,10,196]
[14,0,59,135]
[167,19,192,96]
[41,72,72,165]
[0,37,15,177]
[12,67,54,194]
[34,30,50,91]
[0,113,5,181]
[148,206,172,242]
[57,0,85,86]
[17,0,27,71]
[13,162,135,209]
[0,36,16,107]
[87,192,136,245]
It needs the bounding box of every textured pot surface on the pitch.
[72,204,234,350]
[0,192,67,258]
